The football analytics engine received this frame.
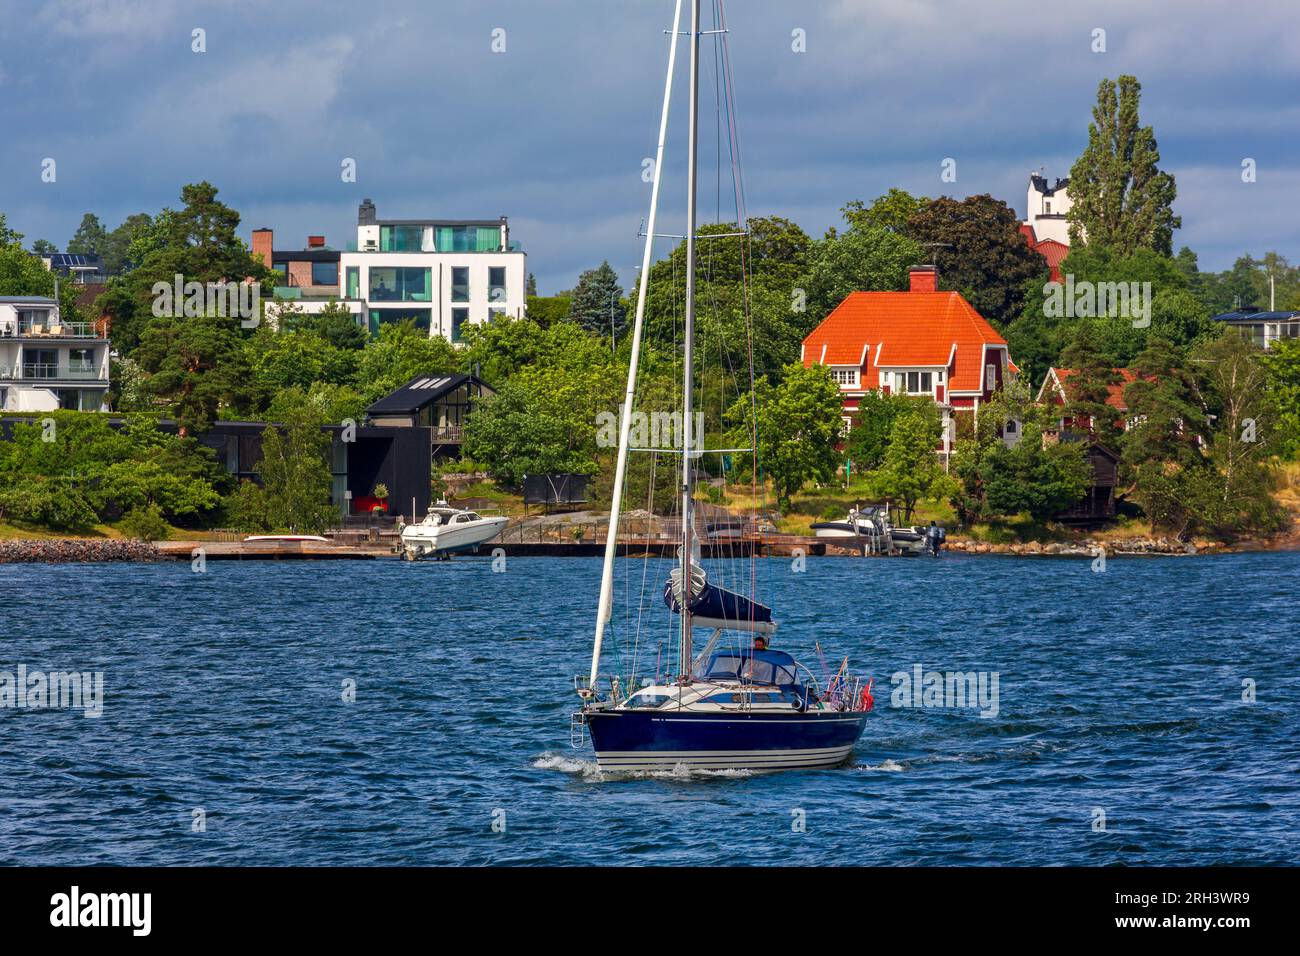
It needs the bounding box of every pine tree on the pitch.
[1058,324,1122,446]
[67,213,108,256]
[568,261,626,341]
[1068,75,1181,255]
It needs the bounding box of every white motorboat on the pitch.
[810,506,880,539]
[398,501,507,560]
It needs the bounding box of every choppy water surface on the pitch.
[1,551,1296,865]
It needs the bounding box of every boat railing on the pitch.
[573,672,628,707]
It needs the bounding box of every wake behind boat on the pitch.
[570,0,871,774]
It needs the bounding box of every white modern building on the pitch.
[257,200,527,344]
[1024,173,1074,246]
[0,296,111,412]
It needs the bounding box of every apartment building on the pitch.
[0,296,111,412]
[253,199,526,343]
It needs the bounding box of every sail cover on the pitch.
[663,575,776,634]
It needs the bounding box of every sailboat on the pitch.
[571,0,872,773]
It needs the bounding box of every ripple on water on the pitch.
[0,553,1297,865]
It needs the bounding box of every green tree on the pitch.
[30,239,58,256]
[354,321,457,403]
[463,364,619,487]
[1057,323,1123,446]
[99,182,272,352]
[1068,75,1181,255]
[845,391,927,472]
[252,396,336,533]
[1261,337,1300,460]
[1121,337,1205,471]
[100,213,153,275]
[1187,330,1281,536]
[869,406,955,521]
[134,313,258,435]
[728,361,842,511]
[0,237,80,318]
[841,189,929,234]
[803,224,921,320]
[67,213,108,257]
[949,382,1090,523]
[525,295,572,328]
[569,261,626,341]
[905,194,1048,327]
[0,213,22,244]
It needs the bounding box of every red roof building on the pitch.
[1037,366,1140,433]
[1020,223,1068,283]
[802,265,1019,454]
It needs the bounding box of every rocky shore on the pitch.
[0,539,162,563]
[946,536,1201,557]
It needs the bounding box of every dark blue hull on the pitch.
[585,708,868,772]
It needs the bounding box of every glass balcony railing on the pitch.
[0,320,105,339]
[0,363,105,381]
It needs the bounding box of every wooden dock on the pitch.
[156,534,842,561]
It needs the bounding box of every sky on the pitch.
[0,0,1297,294]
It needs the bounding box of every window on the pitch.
[369,267,431,302]
[488,266,507,303]
[985,364,998,390]
[451,267,469,303]
[311,261,338,286]
[379,225,426,252]
[435,225,500,252]
[368,309,431,338]
[451,307,469,343]
[69,348,95,377]
[830,368,858,387]
[1005,420,1018,434]
[893,371,934,395]
[346,267,360,299]
[1044,201,1052,214]
[271,263,288,280]
[23,348,57,379]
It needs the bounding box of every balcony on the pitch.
[0,320,106,340]
[431,426,463,443]
[1,363,106,383]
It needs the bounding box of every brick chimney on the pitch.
[909,265,938,293]
[252,228,273,269]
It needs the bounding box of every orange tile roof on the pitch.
[803,290,1010,393]
[1052,367,1139,411]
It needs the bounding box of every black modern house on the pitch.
[364,372,495,459]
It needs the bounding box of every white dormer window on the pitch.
[830,368,859,388]
[985,364,998,391]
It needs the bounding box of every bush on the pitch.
[118,503,171,541]
[0,481,98,532]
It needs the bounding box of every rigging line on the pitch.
[711,0,723,225]
[717,0,748,225]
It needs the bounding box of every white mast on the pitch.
[589,0,684,688]
[679,0,700,679]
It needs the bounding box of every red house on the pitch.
[1019,223,1068,283]
[1037,366,1139,434]
[801,265,1018,458]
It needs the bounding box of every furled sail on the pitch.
[664,567,777,634]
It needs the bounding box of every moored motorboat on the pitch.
[398,501,507,560]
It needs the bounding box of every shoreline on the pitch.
[2,532,1297,563]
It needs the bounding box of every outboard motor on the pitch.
[924,521,946,557]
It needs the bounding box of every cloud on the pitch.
[0,0,1296,290]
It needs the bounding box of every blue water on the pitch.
[1,551,1296,866]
